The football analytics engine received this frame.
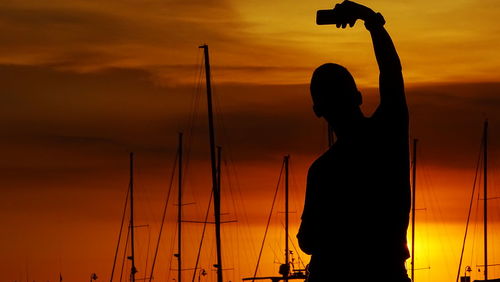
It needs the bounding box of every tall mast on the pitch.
[483,120,488,281]
[199,44,223,282]
[129,152,137,282]
[178,133,183,282]
[284,155,290,282]
[411,139,418,282]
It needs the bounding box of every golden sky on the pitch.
[1,0,500,281]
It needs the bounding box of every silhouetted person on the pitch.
[297,1,411,281]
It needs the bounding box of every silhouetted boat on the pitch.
[458,120,500,282]
[109,153,141,282]
[108,46,237,282]
[243,156,307,282]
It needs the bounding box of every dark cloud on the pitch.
[407,83,500,169]
[0,0,316,86]
[0,0,251,71]
[2,64,500,182]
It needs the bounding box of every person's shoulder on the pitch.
[308,148,335,172]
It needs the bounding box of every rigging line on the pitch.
[418,158,433,270]
[185,47,204,135]
[149,149,179,282]
[423,160,454,273]
[191,190,214,282]
[223,156,258,272]
[223,156,238,221]
[110,183,130,282]
[288,164,307,270]
[119,225,131,282]
[144,226,151,281]
[269,230,283,264]
[209,72,260,263]
[469,169,482,269]
[166,214,178,282]
[221,157,242,273]
[183,76,202,179]
[210,65,235,212]
[287,232,306,270]
[419,151,445,273]
[251,160,286,281]
[209,59,253,251]
[185,53,204,150]
[288,159,307,266]
[192,48,203,95]
[222,148,259,261]
[289,163,303,219]
[275,218,300,265]
[456,134,485,282]
[182,50,204,191]
[182,54,204,219]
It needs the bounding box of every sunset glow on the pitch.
[1,0,500,281]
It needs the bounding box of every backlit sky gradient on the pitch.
[1,0,500,281]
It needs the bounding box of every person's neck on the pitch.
[327,109,364,140]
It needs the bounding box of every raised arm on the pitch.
[368,16,407,114]
[329,1,407,117]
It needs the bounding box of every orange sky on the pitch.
[1,0,500,281]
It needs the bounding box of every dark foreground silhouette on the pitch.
[297,1,411,281]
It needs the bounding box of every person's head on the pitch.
[310,63,362,125]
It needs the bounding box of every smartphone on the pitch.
[316,9,340,25]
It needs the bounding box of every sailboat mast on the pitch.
[483,120,488,281]
[199,44,223,282]
[130,152,137,282]
[411,139,418,282]
[284,155,290,281]
[178,133,183,282]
